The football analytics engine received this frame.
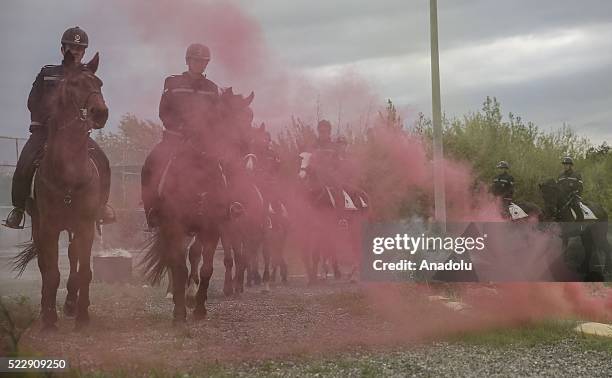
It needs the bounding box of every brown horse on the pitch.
[141,89,254,323]
[13,52,109,330]
[297,150,370,283]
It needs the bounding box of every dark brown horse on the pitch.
[13,52,109,330]
[539,178,611,279]
[141,88,254,322]
[297,150,370,283]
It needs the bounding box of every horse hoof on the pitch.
[172,317,187,326]
[165,292,173,300]
[261,283,270,293]
[186,295,197,309]
[74,321,90,332]
[41,324,59,333]
[63,302,76,318]
[193,307,207,320]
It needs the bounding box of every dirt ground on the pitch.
[1,247,611,376]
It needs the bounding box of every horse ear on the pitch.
[63,50,76,68]
[86,52,100,73]
[245,91,255,105]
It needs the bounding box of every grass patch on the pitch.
[452,319,612,352]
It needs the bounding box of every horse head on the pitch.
[218,87,254,128]
[298,152,312,180]
[538,178,561,220]
[55,51,108,131]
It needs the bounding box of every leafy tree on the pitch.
[94,114,162,166]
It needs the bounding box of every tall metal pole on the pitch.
[429,0,447,231]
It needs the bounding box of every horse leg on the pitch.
[594,222,612,280]
[64,238,79,317]
[262,236,271,292]
[219,228,235,297]
[165,271,173,299]
[252,240,262,286]
[229,229,245,294]
[269,232,279,283]
[579,233,592,275]
[167,230,188,324]
[37,226,61,331]
[186,237,201,309]
[74,223,95,329]
[194,234,215,320]
[278,228,289,283]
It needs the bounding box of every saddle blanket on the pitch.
[508,202,529,221]
[570,202,598,220]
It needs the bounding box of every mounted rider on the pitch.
[4,26,114,229]
[557,156,584,221]
[491,161,514,202]
[307,120,343,186]
[248,124,283,214]
[141,43,220,228]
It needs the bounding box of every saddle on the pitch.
[29,157,100,200]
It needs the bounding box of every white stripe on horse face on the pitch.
[299,152,312,170]
[246,156,254,171]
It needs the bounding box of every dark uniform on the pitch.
[557,168,583,221]
[141,70,220,224]
[8,58,111,227]
[492,172,515,200]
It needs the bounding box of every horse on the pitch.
[237,126,290,289]
[539,178,611,279]
[12,52,109,330]
[142,89,255,322]
[297,149,369,283]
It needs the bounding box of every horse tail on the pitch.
[140,230,169,285]
[11,242,38,277]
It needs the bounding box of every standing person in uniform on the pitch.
[4,26,114,229]
[141,43,220,228]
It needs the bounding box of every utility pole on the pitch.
[429,0,447,231]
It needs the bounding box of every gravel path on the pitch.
[1,247,610,377]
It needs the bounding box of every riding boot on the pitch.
[88,138,115,224]
[4,208,25,229]
[4,130,46,229]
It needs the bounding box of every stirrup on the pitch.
[3,208,26,229]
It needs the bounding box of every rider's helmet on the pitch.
[496,160,510,169]
[61,26,89,47]
[186,43,211,60]
[561,156,574,165]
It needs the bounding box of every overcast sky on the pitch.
[1,0,611,155]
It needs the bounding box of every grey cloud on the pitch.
[0,0,610,144]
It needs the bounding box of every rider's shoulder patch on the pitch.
[40,65,63,81]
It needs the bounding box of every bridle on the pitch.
[57,74,103,132]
